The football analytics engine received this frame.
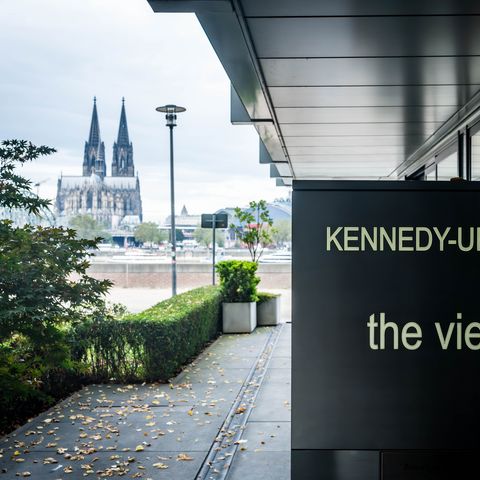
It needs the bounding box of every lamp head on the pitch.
[156,104,186,127]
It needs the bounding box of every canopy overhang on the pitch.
[148,0,480,185]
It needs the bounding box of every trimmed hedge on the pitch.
[72,286,222,382]
[215,260,260,302]
[257,291,280,304]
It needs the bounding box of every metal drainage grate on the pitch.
[196,324,285,480]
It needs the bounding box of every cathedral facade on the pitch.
[56,98,142,230]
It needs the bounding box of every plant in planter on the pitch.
[257,292,281,326]
[216,260,260,333]
[230,200,275,262]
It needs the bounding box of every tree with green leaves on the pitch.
[134,221,166,245]
[194,227,225,248]
[272,219,292,246]
[0,139,112,341]
[0,140,112,423]
[231,200,275,262]
[69,214,111,241]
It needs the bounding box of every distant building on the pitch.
[215,200,292,226]
[215,200,292,247]
[55,98,142,229]
[164,205,201,240]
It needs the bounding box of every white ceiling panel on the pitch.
[283,136,428,147]
[275,106,457,124]
[293,163,397,178]
[269,86,480,108]
[261,57,480,87]
[150,0,480,180]
[290,154,404,164]
[288,146,407,155]
[280,123,442,137]
[248,17,480,58]
[273,162,292,177]
[242,0,480,17]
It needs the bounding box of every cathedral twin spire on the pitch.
[83,97,134,179]
[83,97,106,178]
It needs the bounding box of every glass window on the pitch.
[436,150,458,181]
[471,127,480,180]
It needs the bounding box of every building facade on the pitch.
[56,98,142,229]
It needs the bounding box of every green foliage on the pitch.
[72,287,222,382]
[257,292,280,304]
[0,140,53,214]
[69,214,111,241]
[271,219,291,246]
[134,222,166,245]
[0,335,84,433]
[215,260,260,303]
[0,141,112,347]
[194,227,225,247]
[231,200,275,262]
[0,139,112,434]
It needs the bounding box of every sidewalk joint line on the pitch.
[195,324,285,480]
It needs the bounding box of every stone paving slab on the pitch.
[0,323,292,479]
[228,324,291,479]
[228,451,290,480]
[250,383,291,423]
[271,345,292,357]
[268,356,291,369]
[240,421,291,452]
[4,408,225,454]
[0,450,207,479]
[263,368,292,385]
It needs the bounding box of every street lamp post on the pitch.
[156,104,186,297]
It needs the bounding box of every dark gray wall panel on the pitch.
[292,450,379,480]
[292,181,480,458]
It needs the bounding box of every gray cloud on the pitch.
[0,0,284,222]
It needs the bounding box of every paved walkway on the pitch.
[0,324,291,479]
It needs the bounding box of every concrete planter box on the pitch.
[257,295,281,326]
[222,302,257,333]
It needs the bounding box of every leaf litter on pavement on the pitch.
[0,333,270,477]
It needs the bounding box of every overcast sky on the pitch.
[0,0,286,222]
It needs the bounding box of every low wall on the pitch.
[87,262,291,289]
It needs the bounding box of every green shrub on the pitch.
[72,286,222,382]
[215,260,260,303]
[0,140,111,434]
[0,336,85,434]
[257,292,280,304]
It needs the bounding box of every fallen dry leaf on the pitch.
[177,453,193,461]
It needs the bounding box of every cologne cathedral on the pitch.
[55,98,143,230]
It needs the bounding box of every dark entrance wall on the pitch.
[292,181,480,480]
